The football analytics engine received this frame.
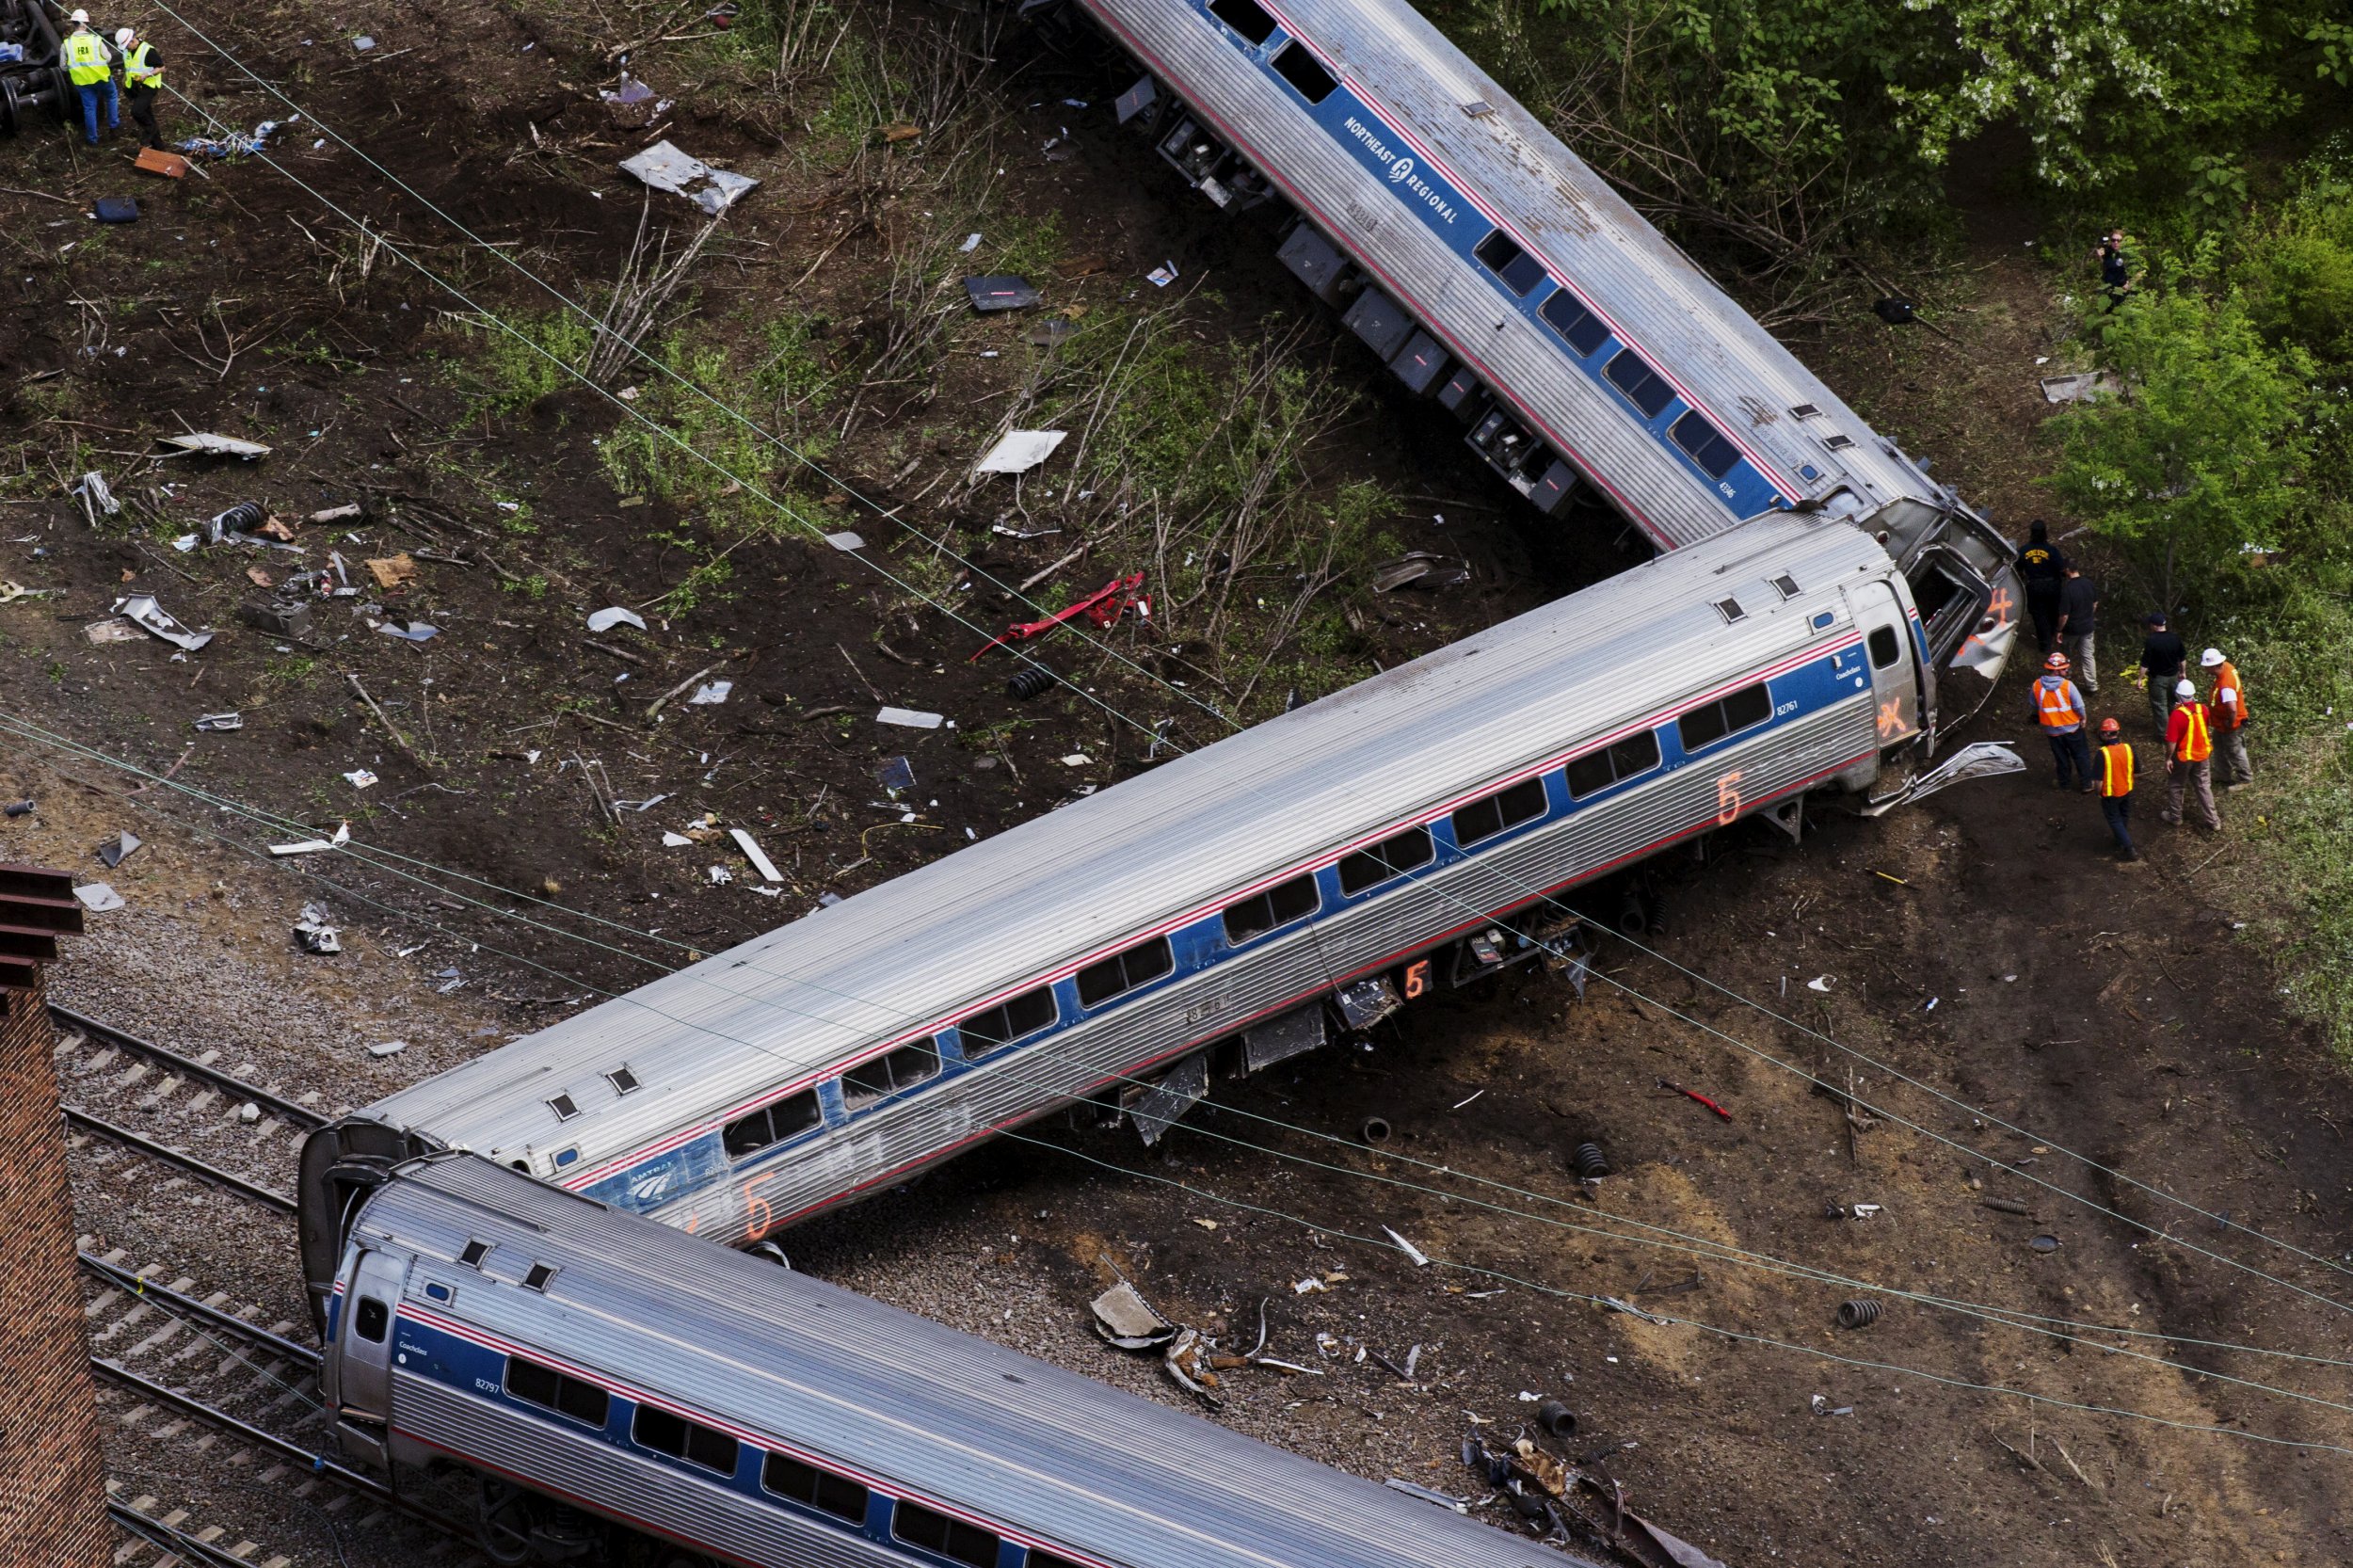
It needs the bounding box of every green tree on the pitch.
[2043,286,2313,606]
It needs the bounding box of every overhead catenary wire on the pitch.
[14,710,2353,1426]
[135,17,2353,1315]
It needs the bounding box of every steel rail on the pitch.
[62,1105,299,1214]
[78,1251,321,1368]
[108,1499,263,1568]
[50,1001,328,1130]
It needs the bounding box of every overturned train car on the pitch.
[321,1154,1612,1568]
[1053,0,2018,707]
[306,517,1945,1311]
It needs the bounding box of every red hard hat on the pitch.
[2044,651,2070,671]
[2098,717,2121,736]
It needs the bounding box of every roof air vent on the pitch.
[1789,403,1820,419]
[1713,597,1746,625]
[1823,433,1856,451]
[548,1093,581,1122]
[459,1240,492,1270]
[604,1065,640,1096]
[1770,573,1800,600]
[522,1263,558,1293]
[1463,100,1495,118]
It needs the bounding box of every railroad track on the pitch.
[53,1003,334,1215]
[83,1246,486,1568]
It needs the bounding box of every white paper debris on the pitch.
[689,680,733,706]
[708,864,734,885]
[156,432,271,459]
[73,472,120,515]
[587,605,648,633]
[368,1039,408,1058]
[974,429,1068,475]
[1146,261,1178,287]
[1060,753,1091,767]
[344,769,378,789]
[1384,1226,1433,1267]
[661,831,693,847]
[72,882,126,912]
[824,531,865,552]
[731,827,784,883]
[877,706,945,729]
[1807,976,1833,992]
[960,232,983,252]
[620,139,761,216]
[172,533,199,552]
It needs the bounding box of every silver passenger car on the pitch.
[1070,0,2018,689]
[323,1154,1609,1568]
[304,517,1931,1297]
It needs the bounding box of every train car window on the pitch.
[763,1453,871,1522]
[1271,42,1338,104]
[894,1500,1000,1568]
[354,1297,389,1342]
[1605,349,1674,418]
[1678,682,1773,752]
[1337,825,1434,896]
[1208,0,1277,45]
[634,1404,741,1477]
[1867,626,1902,669]
[723,1089,824,1160]
[1670,410,1742,479]
[1450,776,1547,848]
[841,1039,941,1110]
[958,986,1059,1054]
[1075,936,1176,1009]
[1222,872,1321,945]
[1538,289,1610,356]
[1564,731,1661,800]
[506,1354,611,1428]
[1473,231,1547,297]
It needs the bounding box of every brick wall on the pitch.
[0,864,110,1567]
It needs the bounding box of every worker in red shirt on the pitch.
[2161,680,2220,832]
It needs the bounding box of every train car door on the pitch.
[1848,579,1921,760]
[333,1248,408,1466]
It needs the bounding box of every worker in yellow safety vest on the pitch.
[116,27,166,152]
[2093,717,2137,862]
[2032,650,2095,793]
[2161,680,2220,832]
[2200,646,2252,789]
[60,10,119,148]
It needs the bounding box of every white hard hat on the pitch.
[115,26,134,45]
[69,8,88,23]
[2200,648,2225,667]
[2175,679,2197,698]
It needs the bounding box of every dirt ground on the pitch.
[6,1,2351,1565]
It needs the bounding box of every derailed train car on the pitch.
[0,0,72,135]
[303,517,1960,1311]
[1051,0,2018,702]
[320,1154,1614,1568]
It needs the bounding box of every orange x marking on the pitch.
[1877,697,1906,737]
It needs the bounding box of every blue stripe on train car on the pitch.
[1184,0,1787,520]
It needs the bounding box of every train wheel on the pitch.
[476,1475,537,1566]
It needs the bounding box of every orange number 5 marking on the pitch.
[1403,958,1431,999]
[1716,770,1743,825]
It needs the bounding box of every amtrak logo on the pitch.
[1388,156,1415,184]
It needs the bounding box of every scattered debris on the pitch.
[587,605,648,633]
[310,504,362,525]
[876,756,916,792]
[72,883,126,912]
[1858,741,2025,816]
[368,1039,408,1058]
[1005,664,1057,701]
[1810,1393,1856,1416]
[96,831,141,869]
[2039,372,2109,405]
[3,800,33,818]
[969,571,1148,660]
[1657,1078,1733,1121]
[1060,753,1092,768]
[93,196,139,224]
[158,432,272,460]
[1601,1295,1672,1326]
[1834,1299,1882,1330]
[620,139,760,216]
[661,831,693,848]
[824,531,865,552]
[1806,975,1833,992]
[962,275,1040,312]
[293,902,343,954]
[113,594,214,651]
[688,680,733,706]
[708,864,735,886]
[731,828,784,883]
[1371,551,1469,592]
[72,472,120,517]
[1091,1280,1177,1351]
[206,501,265,541]
[85,618,140,645]
[1383,1225,1433,1267]
[1384,1480,1468,1513]
[375,617,440,642]
[135,148,192,179]
[179,118,287,161]
[973,429,1068,475]
[1979,1196,2033,1216]
[365,553,417,588]
[239,600,312,639]
[1535,1399,1577,1437]
[1572,1142,1609,1180]
[269,822,350,856]
[2029,1233,2061,1253]
[1146,261,1178,287]
[344,769,378,789]
[877,706,945,729]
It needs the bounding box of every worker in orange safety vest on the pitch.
[2201,647,2252,789]
[2093,717,2137,861]
[2161,680,2220,832]
[2033,650,2094,792]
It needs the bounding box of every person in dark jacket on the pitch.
[2054,564,2099,695]
[2016,520,2067,654]
[2138,612,2185,737]
[2095,228,2133,311]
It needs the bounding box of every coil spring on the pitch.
[1536,1399,1577,1437]
[211,500,265,534]
[1573,1142,1609,1180]
[1005,664,1057,701]
[1835,1299,1881,1330]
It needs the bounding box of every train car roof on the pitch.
[360,515,1888,1169]
[362,1155,1604,1568]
